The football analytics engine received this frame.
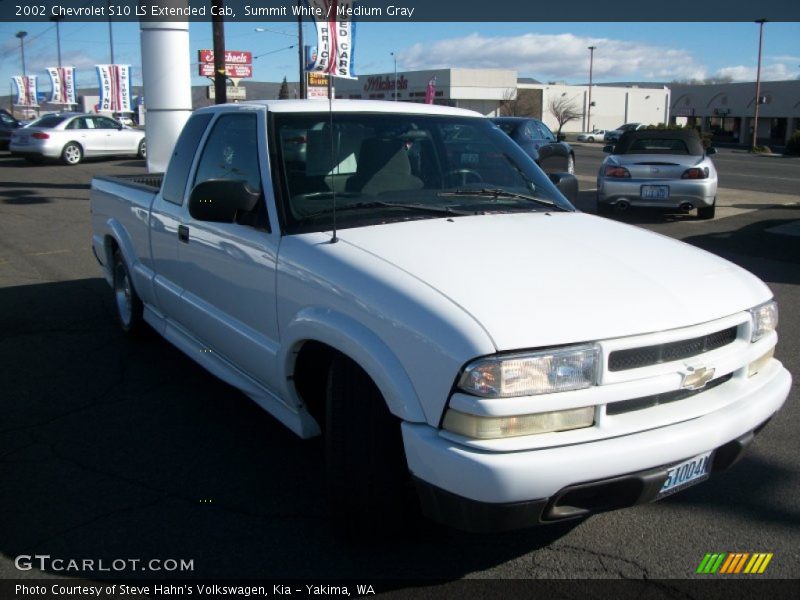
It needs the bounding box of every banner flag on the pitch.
[12,75,38,106]
[96,64,132,112]
[47,67,77,105]
[425,76,437,104]
[305,0,357,79]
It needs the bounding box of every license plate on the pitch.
[641,185,669,200]
[461,153,479,165]
[18,136,29,144]
[657,451,713,499]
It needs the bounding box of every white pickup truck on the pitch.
[91,100,790,533]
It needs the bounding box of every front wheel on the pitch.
[61,142,82,165]
[137,139,146,159]
[325,355,413,537]
[587,136,594,143]
[112,248,144,334]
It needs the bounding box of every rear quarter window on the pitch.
[162,113,214,205]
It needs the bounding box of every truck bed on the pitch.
[93,172,164,192]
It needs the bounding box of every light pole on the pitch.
[390,52,397,101]
[255,23,305,98]
[16,31,28,75]
[106,0,115,64]
[50,17,62,67]
[587,45,596,132]
[751,19,767,150]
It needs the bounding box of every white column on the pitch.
[139,4,192,173]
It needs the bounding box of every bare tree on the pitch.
[499,88,539,117]
[548,96,583,137]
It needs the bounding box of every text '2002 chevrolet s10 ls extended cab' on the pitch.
[90,100,790,533]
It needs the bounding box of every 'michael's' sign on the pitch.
[364,76,408,92]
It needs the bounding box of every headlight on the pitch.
[458,344,599,398]
[749,300,778,342]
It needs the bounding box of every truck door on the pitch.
[174,109,283,393]
[149,112,214,321]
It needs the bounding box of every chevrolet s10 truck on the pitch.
[90,101,790,533]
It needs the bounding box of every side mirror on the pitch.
[548,172,579,204]
[189,179,260,223]
[706,147,717,155]
[602,144,614,154]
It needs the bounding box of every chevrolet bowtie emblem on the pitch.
[682,366,715,390]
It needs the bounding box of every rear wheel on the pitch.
[587,136,594,143]
[566,154,575,174]
[325,354,412,537]
[112,248,144,334]
[61,142,82,165]
[697,200,716,220]
[137,139,146,159]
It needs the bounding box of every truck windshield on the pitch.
[272,112,574,234]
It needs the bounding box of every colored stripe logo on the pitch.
[696,553,773,574]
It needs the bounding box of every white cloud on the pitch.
[398,32,707,82]
[714,63,800,82]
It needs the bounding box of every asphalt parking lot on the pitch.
[0,147,798,583]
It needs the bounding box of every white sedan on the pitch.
[577,129,607,142]
[10,112,145,165]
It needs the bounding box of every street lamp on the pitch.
[256,20,306,99]
[751,19,767,150]
[16,31,28,75]
[587,45,596,132]
[390,52,397,101]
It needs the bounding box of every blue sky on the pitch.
[1,21,799,94]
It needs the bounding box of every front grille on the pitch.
[608,326,738,372]
[607,373,733,416]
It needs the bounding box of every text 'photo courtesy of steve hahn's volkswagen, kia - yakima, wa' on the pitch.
[90,100,791,533]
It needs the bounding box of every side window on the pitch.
[95,117,118,129]
[534,120,555,141]
[1,112,15,125]
[193,113,262,194]
[161,113,213,205]
[66,118,83,130]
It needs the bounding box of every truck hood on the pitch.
[337,212,771,351]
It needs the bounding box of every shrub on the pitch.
[785,130,800,156]
[750,145,772,154]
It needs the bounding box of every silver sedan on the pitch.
[597,130,718,219]
[9,112,146,165]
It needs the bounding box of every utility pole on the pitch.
[50,17,63,67]
[107,0,115,64]
[751,19,767,150]
[298,0,305,99]
[212,0,227,104]
[587,46,596,132]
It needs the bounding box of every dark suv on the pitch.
[491,117,575,175]
[1,109,22,150]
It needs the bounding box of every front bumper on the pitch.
[403,363,790,532]
[597,177,716,209]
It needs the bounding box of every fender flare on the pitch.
[281,306,428,424]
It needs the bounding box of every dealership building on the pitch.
[670,80,800,146]
[332,67,670,134]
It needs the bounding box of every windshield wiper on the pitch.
[297,200,472,221]
[438,188,566,210]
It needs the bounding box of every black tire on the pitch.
[587,136,594,143]
[137,139,146,159]
[596,196,611,215]
[325,354,413,537]
[61,142,82,165]
[697,200,716,220]
[112,248,144,334]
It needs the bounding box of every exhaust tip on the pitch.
[680,202,694,211]
[615,200,630,211]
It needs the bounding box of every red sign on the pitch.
[199,64,253,78]
[198,50,252,65]
[363,76,408,92]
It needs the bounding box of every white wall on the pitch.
[520,83,670,133]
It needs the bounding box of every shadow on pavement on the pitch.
[0,279,579,581]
